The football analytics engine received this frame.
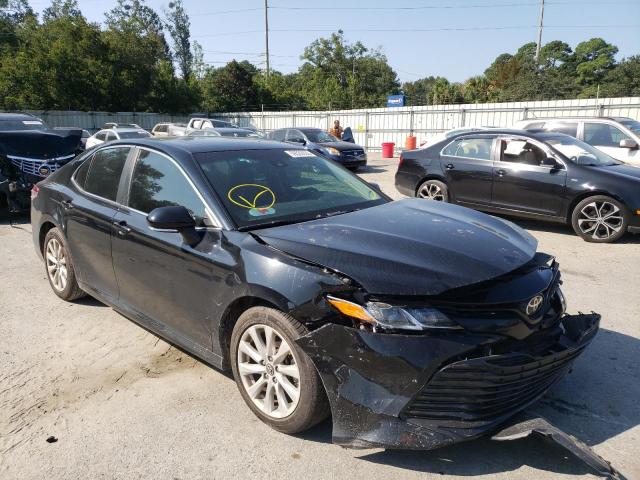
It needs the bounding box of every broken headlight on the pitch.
[327,296,461,331]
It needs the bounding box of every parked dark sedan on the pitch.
[396,129,640,243]
[267,127,367,169]
[31,137,598,451]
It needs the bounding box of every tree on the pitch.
[200,60,261,112]
[574,38,618,89]
[298,31,399,109]
[164,0,192,80]
[600,56,640,97]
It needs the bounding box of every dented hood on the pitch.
[257,199,537,295]
[0,129,82,159]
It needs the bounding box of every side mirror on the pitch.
[367,182,381,191]
[540,157,559,168]
[147,206,200,245]
[620,139,638,149]
[291,138,306,145]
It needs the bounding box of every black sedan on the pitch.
[267,127,367,169]
[31,137,598,450]
[396,129,640,243]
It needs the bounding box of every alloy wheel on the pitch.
[237,324,300,419]
[577,201,624,240]
[46,238,68,292]
[418,183,445,201]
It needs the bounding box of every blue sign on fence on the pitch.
[387,95,405,108]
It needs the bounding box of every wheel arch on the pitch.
[217,294,285,370]
[39,220,58,255]
[415,174,448,196]
[566,190,628,223]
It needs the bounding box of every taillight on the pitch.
[398,154,404,168]
[31,184,40,200]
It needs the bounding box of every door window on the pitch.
[95,131,107,141]
[442,137,493,160]
[83,147,130,201]
[128,150,211,227]
[500,139,546,166]
[584,123,631,148]
[286,130,305,143]
[270,130,286,141]
[544,121,578,137]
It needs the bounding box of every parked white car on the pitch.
[514,117,640,166]
[85,128,151,149]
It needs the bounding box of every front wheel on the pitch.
[230,307,329,434]
[571,195,629,243]
[417,179,448,202]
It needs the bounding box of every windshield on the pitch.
[303,130,338,143]
[620,120,640,136]
[219,130,259,138]
[546,135,619,166]
[0,119,47,131]
[195,149,385,229]
[118,131,151,139]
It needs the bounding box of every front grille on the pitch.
[341,149,365,158]
[404,343,587,427]
[8,154,74,178]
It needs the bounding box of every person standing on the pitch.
[329,119,343,139]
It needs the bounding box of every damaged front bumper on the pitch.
[297,312,599,450]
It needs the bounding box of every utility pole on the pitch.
[264,0,270,77]
[534,0,545,62]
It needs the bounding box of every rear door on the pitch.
[440,135,496,205]
[65,146,132,302]
[491,136,567,217]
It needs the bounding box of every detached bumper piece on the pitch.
[297,313,599,452]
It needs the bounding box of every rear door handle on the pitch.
[112,220,132,236]
[496,169,507,177]
[445,163,455,170]
[61,199,73,209]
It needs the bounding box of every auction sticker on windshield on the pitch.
[285,150,315,157]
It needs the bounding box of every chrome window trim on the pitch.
[440,135,495,162]
[70,145,132,207]
[129,146,222,229]
[496,136,567,171]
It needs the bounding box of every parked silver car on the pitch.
[85,128,151,149]
[514,117,640,166]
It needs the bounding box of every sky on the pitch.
[27,0,640,83]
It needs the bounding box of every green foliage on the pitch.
[0,0,636,115]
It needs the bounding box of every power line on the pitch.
[267,0,636,10]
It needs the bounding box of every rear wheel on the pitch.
[230,307,329,434]
[571,195,629,243]
[417,179,448,202]
[44,228,86,301]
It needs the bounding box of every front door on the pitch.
[583,122,640,165]
[441,135,495,205]
[491,137,567,217]
[111,147,225,349]
[64,146,131,303]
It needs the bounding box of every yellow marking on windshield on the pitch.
[228,184,276,209]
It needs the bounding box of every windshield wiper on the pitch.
[238,218,315,231]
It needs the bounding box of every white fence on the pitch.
[25,97,640,151]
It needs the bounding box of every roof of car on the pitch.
[106,136,303,155]
[0,112,40,120]
[519,116,634,123]
[447,128,576,142]
[108,127,148,133]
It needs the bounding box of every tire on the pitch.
[43,228,86,301]
[571,195,629,243]
[417,179,448,202]
[230,307,330,434]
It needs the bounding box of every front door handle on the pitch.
[113,220,132,236]
[445,163,455,170]
[496,169,507,177]
[61,199,73,210]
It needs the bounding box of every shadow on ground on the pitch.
[297,327,639,478]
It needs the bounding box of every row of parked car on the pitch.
[397,116,640,243]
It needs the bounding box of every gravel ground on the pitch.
[1,153,639,480]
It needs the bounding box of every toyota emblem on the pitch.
[526,295,544,316]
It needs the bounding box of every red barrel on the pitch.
[405,136,417,150]
[381,142,395,158]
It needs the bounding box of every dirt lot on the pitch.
[1,154,639,480]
